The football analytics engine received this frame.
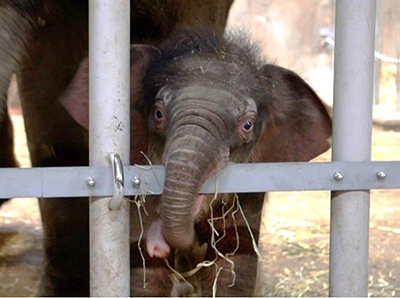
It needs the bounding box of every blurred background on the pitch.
[228,0,400,115]
[2,0,400,296]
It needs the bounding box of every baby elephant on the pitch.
[62,29,331,296]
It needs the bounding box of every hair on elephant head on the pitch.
[62,28,331,296]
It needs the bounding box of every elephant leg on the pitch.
[17,12,89,296]
[198,226,262,296]
[19,102,90,297]
[38,197,89,296]
[0,106,17,168]
[0,107,18,207]
[130,253,174,297]
[24,134,90,297]
[200,253,259,297]
[23,136,90,297]
[196,192,265,297]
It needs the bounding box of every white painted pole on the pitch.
[89,1,130,296]
[330,0,376,296]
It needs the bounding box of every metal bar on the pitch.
[329,0,376,296]
[1,161,398,198]
[89,1,130,296]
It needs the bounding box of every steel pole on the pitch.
[89,1,130,296]
[330,0,376,296]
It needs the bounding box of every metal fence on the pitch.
[0,0,397,296]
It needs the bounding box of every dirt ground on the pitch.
[1,106,400,297]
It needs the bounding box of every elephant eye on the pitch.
[237,114,256,143]
[154,101,166,122]
[155,108,164,121]
[243,121,253,131]
[153,101,168,132]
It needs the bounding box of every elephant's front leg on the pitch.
[195,192,265,297]
[130,254,174,296]
[199,253,259,297]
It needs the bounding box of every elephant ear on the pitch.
[60,45,159,129]
[252,64,332,162]
[60,45,160,164]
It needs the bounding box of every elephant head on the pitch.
[61,29,332,257]
[139,30,332,253]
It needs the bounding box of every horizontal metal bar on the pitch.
[0,161,399,199]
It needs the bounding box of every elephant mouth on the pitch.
[192,193,207,217]
[145,194,210,259]
[146,149,229,259]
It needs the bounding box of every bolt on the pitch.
[333,172,344,181]
[132,177,141,189]
[376,171,387,180]
[86,177,96,187]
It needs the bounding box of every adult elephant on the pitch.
[0,1,233,296]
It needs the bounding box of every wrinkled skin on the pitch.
[0,1,234,296]
[63,29,332,296]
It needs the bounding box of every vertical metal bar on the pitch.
[330,0,376,296]
[89,1,130,296]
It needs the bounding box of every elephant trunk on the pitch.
[160,167,198,249]
[160,125,227,249]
